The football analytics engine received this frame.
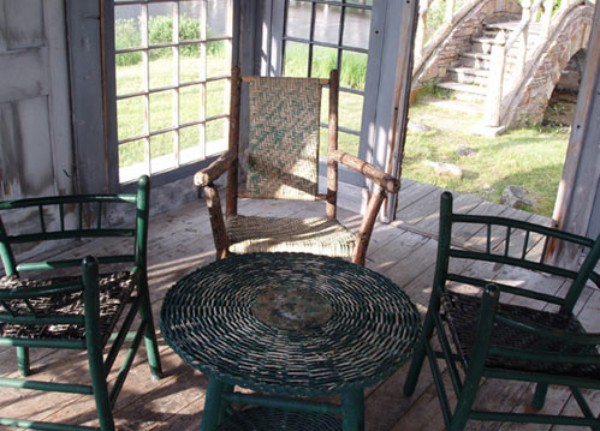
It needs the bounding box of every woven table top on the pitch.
[160,252,421,396]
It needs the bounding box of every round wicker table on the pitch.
[160,252,421,431]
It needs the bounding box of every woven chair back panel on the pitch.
[247,77,322,200]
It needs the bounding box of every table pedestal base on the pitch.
[200,375,364,431]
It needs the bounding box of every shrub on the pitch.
[115,15,223,65]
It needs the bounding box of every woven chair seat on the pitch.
[443,291,600,378]
[226,215,356,258]
[218,407,341,430]
[0,272,133,343]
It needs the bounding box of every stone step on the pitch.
[436,81,487,101]
[447,66,489,85]
[457,50,528,71]
[458,52,493,69]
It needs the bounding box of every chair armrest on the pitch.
[193,151,237,187]
[329,150,400,193]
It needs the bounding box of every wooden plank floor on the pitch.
[2,179,598,430]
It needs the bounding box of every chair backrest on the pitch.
[0,175,150,277]
[436,191,600,314]
[227,67,338,205]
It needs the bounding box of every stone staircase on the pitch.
[437,14,542,106]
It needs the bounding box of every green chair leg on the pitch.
[341,389,364,431]
[17,346,30,377]
[139,276,163,380]
[403,334,429,396]
[404,294,438,397]
[532,383,548,410]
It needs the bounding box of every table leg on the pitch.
[200,376,228,431]
[341,388,364,431]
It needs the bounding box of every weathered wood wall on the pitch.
[0,0,73,200]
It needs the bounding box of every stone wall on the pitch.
[506,4,593,127]
[412,0,522,87]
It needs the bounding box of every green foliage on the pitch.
[115,19,142,66]
[149,15,173,44]
[285,44,367,90]
[115,16,223,66]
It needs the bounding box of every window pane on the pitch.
[341,51,368,91]
[180,125,204,164]
[180,45,203,83]
[120,138,149,184]
[180,3,202,41]
[150,90,176,132]
[150,131,177,174]
[339,91,363,132]
[180,124,203,153]
[149,48,175,89]
[312,46,337,79]
[346,0,372,5]
[115,5,143,50]
[284,42,309,77]
[206,119,227,156]
[118,96,145,140]
[286,2,311,39]
[119,139,146,170]
[148,3,175,45]
[314,5,341,44]
[208,0,229,38]
[180,84,203,124]
[116,53,144,95]
[343,9,371,50]
[207,41,228,78]
[206,80,227,118]
[338,132,360,155]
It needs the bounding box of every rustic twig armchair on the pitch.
[404,191,600,430]
[194,67,399,265]
[0,175,162,431]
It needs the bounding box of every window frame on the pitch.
[105,0,240,192]
[259,0,417,220]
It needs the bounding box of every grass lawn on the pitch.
[404,100,570,217]
[115,55,569,218]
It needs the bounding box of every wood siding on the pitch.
[0,0,73,199]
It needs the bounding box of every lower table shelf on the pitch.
[218,407,342,430]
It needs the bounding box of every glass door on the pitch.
[281,0,373,157]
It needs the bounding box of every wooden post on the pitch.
[326,69,339,219]
[414,5,428,61]
[517,0,531,79]
[445,0,455,23]
[541,0,554,38]
[484,31,507,128]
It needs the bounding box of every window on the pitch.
[113,0,233,184]
[281,0,373,156]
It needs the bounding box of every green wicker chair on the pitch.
[0,175,162,431]
[194,67,399,266]
[404,191,600,430]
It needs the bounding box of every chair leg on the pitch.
[341,388,364,431]
[16,346,30,377]
[139,274,163,380]
[532,383,548,410]
[88,345,115,431]
[404,307,436,396]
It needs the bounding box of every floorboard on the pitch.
[2,182,598,430]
